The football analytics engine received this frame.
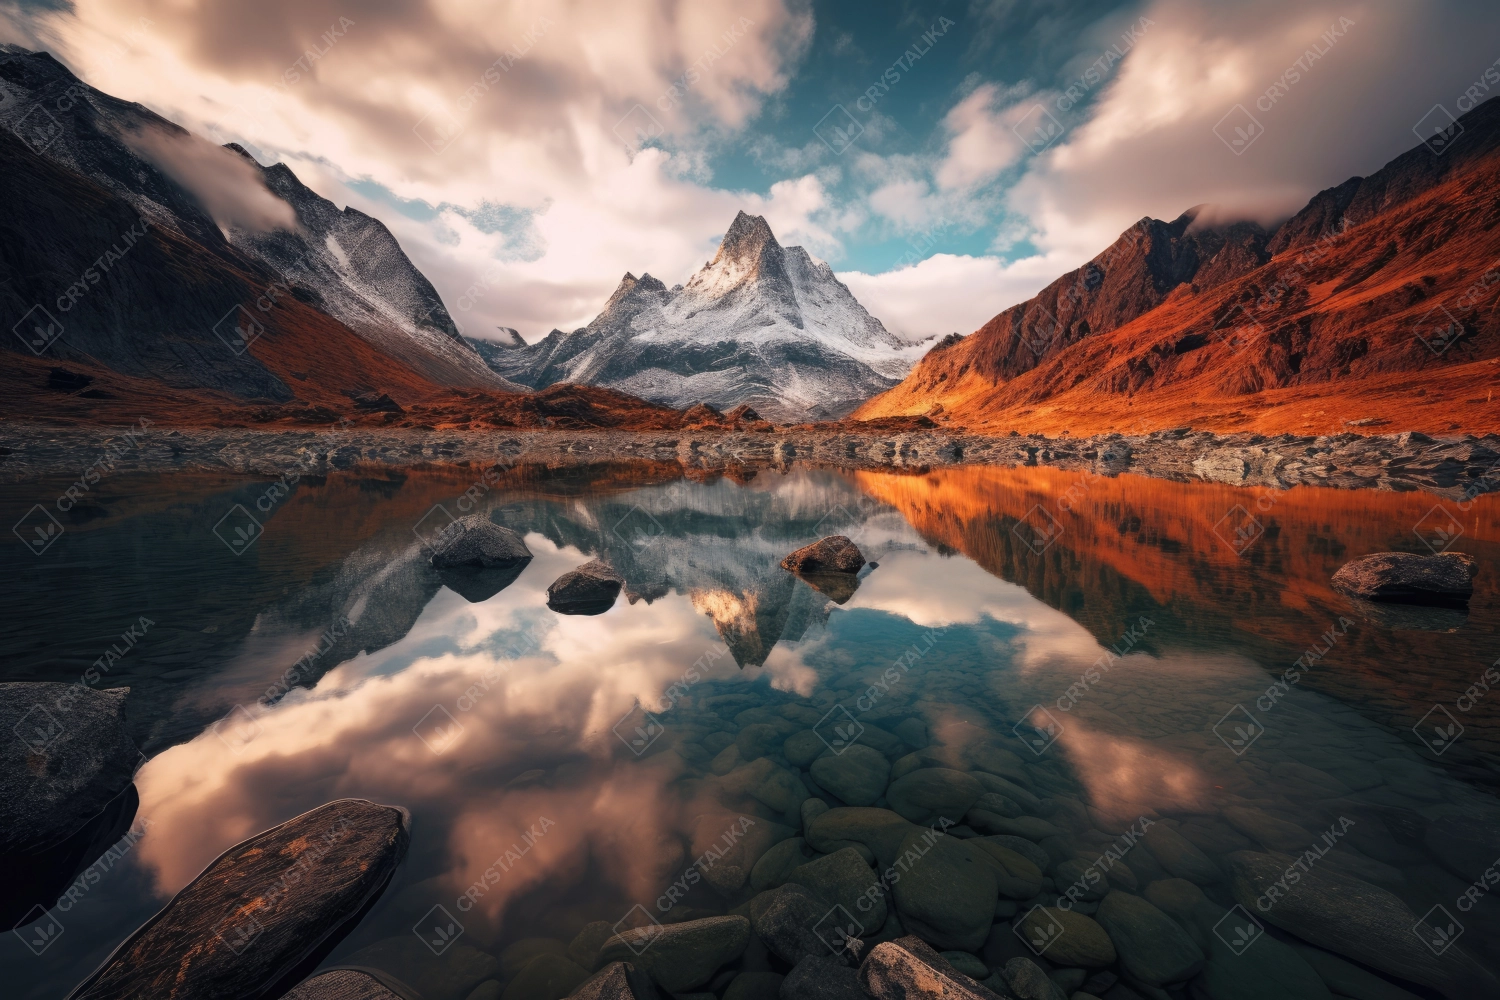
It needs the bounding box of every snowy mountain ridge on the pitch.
[479,212,924,420]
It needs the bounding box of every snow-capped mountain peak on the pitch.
[473,212,920,420]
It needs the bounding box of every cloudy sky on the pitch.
[4,0,1499,343]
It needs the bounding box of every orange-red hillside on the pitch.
[856,98,1500,437]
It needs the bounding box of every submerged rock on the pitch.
[69,799,409,1000]
[2,683,140,929]
[781,535,866,574]
[1330,551,1475,606]
[1094,890,1204,987]
[547,559,624,615]
[890,832,1000,952]
[810,744,891,806]
[596,915,750,993]
[1227,850,1496,996]
[780,955,865,999]
[429,515,532,569]
[750,883,837,966]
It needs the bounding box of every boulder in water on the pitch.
[781,536,865,575]
[428,515,532,569]
[547,560,624,615]
[1330,551,1475,606]
[2,682,141,930]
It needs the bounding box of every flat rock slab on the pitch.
[781,536,865,574]
[547,559,623,615]
[282,969,409,1000]
[69,799,409,1000]
[1330,551,1475,605]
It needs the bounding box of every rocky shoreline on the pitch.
[2,423,1499,499]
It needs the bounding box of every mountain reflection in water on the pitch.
[2,462,1498,998]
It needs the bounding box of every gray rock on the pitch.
[722,758,808,817]
[343,937,498,1000]
[282,970,406,1000]
[779,955,865,999]
[891,747,968,780]
[811,745,891,806]
[567,922,617,971]
[1094,890,1205,986]
[503,953,589,1000]
[886,768,984,825]
[568,962,661,999]
[70,799,410,1000]
[967,840,1044,899]
[1201,915,1331,1000]
[547,560,623,615]
[784,731,827,768]
[983,835,1050,873]
[429,515,532,568]
[750,837,809,891]
[738,723,791,761]
[499,938,568,980]
[806,807,920,869]
[596,915,750,993]
[1004,957,1068,1000]
[800,798,830,830]
[749,884,835,966]
[1141,824,1222,884]
[1052,859,1107,901]
[966,814,1060,842]
[1,682,140,928]
[942,952,990,979]
[1227,850,1496,996]
[1012,907,1115,968]
[893,719,928,749]
[1220,807,1312,853]
[788,847,885,933]
[781,536,865,574]
[1289,945,1423,1000]
[859,936,1006,999]
[722,970,783,1000]
[690,813,794,894]
[891,831,1000,951]
[1330,551,1475,605]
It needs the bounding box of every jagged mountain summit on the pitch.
[479,212,921,420]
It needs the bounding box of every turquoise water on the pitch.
[3,464,1499,999]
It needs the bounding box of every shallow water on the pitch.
[4,461,1500,999]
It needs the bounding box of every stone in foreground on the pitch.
[68,799,409,1000]
[282,969,408,999]
[858,936,1008,999]
[568,961,661,999]
[594,915,749,993]
[1330,551,1475,606]
[781,535,866,575]
[428,515,533,569]
[547,559,624,615]
[2,682,140,929]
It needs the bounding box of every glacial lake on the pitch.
[3,461,1499,999]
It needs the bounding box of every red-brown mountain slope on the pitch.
[855,98,1500,437]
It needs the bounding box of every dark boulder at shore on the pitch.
[1330,551,1476,606]
[68,799,409,1000]
[547,559,624,615]
[428,515,533,569]
[781,535,866,575]
[2,682,141,930]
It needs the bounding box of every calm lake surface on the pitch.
[4,461,1500,999]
